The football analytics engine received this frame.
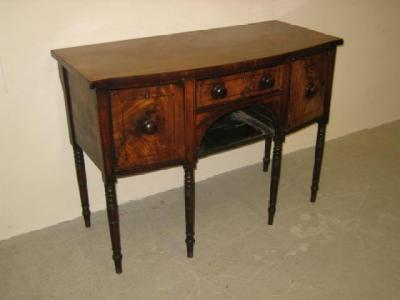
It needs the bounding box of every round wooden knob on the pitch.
[142,119,157,135]
[212,84,228,99]
[305,82,317,98]
[259,76,275,90]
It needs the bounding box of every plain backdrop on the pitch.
[1,0,399,240]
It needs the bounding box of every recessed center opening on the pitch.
[199,104,275,157]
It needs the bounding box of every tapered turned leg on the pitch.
[104,180,123,274]
[310,121,327,203]
[72,145,91,227]
[263,137,272,172]
[268,139,283,225]
[184,164,195,258]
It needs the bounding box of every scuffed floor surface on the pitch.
[1,120,399,300]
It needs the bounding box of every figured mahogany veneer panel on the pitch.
[196,65,284,110]
[111,84,184,171]
[287,52,328,129]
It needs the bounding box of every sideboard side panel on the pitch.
[322,48,338,124]
[65,67,103,169]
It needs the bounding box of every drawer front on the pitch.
[196,65,285,110]
[111,84,184,171]
[287,52,328,129]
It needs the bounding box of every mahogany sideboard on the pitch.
[51,21,343,274]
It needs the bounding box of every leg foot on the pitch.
[263,137,272,172]
[73,145,91,227]
[268,139,282,225]
[186,236,194,258]
[184,164,195,258]
[113,252,123,274]
[310,122,327,203]
[104,180,123,274]
[268,207,276,225]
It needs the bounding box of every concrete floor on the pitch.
[1,120,399,300]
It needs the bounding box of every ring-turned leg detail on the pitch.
[263,137,272,172]
[268,139,283,225]
[104,181,123,274]
[72,145,91,227]
[184,164,195,258]
[310,121,327,203]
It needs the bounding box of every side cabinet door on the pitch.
[287,52,328,130]
[111,84,184,172]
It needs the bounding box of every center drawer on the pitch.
[196,65,285,110]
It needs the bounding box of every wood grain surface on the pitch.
[196,65,284,110]
[111,84,184,171]
[52,21,342,87]
[287,52,329,129]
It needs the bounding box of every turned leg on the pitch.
[184,164,195,258]
[104,180,123,274]
[310,121,327,203]
[263,137,272,172]
[268,138,283,225]
[72,145,91,227]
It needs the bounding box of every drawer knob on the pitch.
[212,84,228,99]
[142,119,157,135]
[259,76,275,90]
[305,82,317,98]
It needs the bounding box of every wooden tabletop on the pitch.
[51,21,342,87]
